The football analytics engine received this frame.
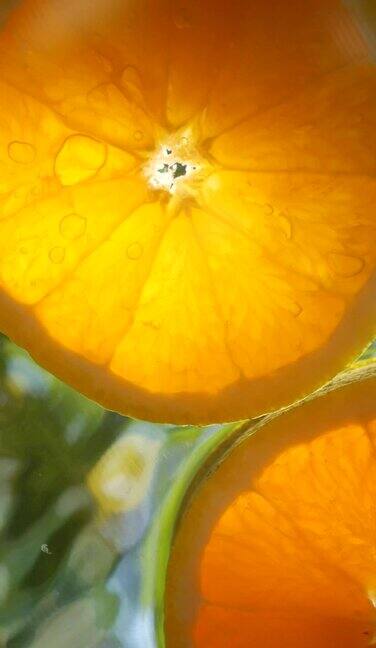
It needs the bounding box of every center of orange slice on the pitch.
[143,127,211,217]
[145,128,204,193]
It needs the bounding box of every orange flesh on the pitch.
[0,0,375,422]
[165,377,376,647]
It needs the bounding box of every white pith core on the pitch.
[144,132,202,196]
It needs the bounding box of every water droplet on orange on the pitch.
[264,203,274,215]
[288,300,303,317]
[59,213,87,241]
[127,242,143,260]
[134,130,144,142]
[49,247,65,264]
[8,141,36,164]
[328,253,365,278]
[174,6,192,29]
[276,212,293,240]
[142,320,161,330]
[277,296,303,317]
[121,65,140,85]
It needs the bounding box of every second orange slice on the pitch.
[165,372,376,646]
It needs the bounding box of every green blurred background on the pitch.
[0,333,226,647]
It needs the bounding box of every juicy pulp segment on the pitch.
[165,377,376,646]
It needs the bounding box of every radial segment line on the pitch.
[202,203,356,300]
[1,77,147,161]
[0,169,143,227]
[107,209,175,362]
[189,212,244,377]
[252,486,369,598]
[209,56,366,142]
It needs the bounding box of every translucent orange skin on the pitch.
[0,0,375,423]
[165,377,376,647]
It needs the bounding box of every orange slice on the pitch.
[164,373,376,647]
[0,0,375,423]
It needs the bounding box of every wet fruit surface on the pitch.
[0,0,375,422]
